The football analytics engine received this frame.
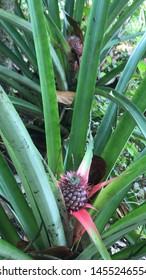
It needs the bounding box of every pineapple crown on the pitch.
[60,171,87,188]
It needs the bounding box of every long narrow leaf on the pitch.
[102,203,146,246]
[1,133,49,248]
[0,9,67,93]
[90,203,146,260]
[101,74,146,178]
[65,0,110,171]
[0,41,34,80]
[0,66,41,95]
[0,8,32,35]
[50,44,68,91]
[106,0,129,28]
[95,87,146,138]
[0,240,32,260]
[97,62,126,86]
[28,0,63,175]
[45,13,69,79]
[45,12,71,55]
[0,20,37,70]
[46,0,61,30]
[92,155,146,231]
[115,32,146,93]
[112,240,146,260]
[10,96,43,116]
[0,203,20,246]
[64,0,74,18]
[73,0,86,25]
[14,1,35,53]
[0,152,45,249]
[94,31,146,156]
[100,32,144,62]
[0,86,66,247]
[103,0,145,48]
[0,74,39,106]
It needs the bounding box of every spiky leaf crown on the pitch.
[59,172,88,212]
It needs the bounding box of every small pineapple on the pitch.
[59,171,88,212]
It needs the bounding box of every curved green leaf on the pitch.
[0,66,41,94]
[101,74,146,178]
[94,31,146,156]
[90,203,146,260]
[107,0,130,28]
[10,96,43,116]
[97,62,126,86]
[0,240,32,260]
[112,240,146,260]
[0,74,40,106]
[0,152,44,249]
[0,8,32,34]
[0,41,34,80]
[103,0,145,48]
[102,203,146,246]
[93,155,146,224]
[0,86,66,247]
[95,87,146,138]
[0,20,37,70]
[0,203,20,246]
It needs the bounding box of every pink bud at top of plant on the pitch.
[67,36,83,57]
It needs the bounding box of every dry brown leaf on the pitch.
[57,91,75,105]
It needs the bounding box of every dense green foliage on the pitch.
[0,0,146,260]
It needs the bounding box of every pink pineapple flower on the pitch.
[59,138,116,260]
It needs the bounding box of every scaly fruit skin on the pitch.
[59,172,88,212]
